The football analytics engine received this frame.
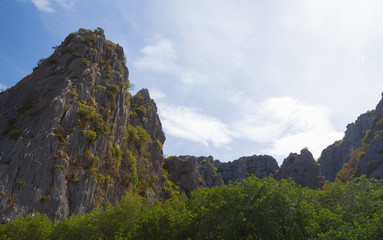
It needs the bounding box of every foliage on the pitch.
[17,98,33,115]
[9,131,21,140]
[77,102,110,136]
[83,130,97,142]
[124,125,151,152]
[0,214,53,240]
[54,165,66,171]
[3,176,383,239]
[80,32,97,46]
[106,85,119,112]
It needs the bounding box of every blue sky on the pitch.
[2,0,383,164]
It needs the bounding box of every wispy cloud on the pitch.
[30,0,74,12]
[159,104,232,149]
[157,93,342,161]
[31,0,54,12]
[148,89,166,101]
[134,38,179,74]
[230,95,343,159]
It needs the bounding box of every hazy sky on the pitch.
[2,0,383,164]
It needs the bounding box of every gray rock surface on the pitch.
[215,155,279,184]
[318,111,373,182]
[0,28,165,221]
[163,156,223,195]
[275,149,323,189]
[318,93,383,182]
[164,155,279,195]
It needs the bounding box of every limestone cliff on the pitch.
[163,156,223,195]
[164,155,279,195]
[0,28,165,221]
[318,112,373,182]
[319,93,383,182]
[275,149,323,189]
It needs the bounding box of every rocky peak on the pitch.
[0,28,165,221]
[275,149,323,189]
[319,111,374,182]
[333,93,383,181]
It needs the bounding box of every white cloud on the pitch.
[148,89,166,101]
[55,0,74,9]
[158,104,232,148]
[181,72,209,85]
[157,94,342,162]
[31,0,54,12]
[229,95,343,160]
[134,38,179,73]
[30,0,74,12]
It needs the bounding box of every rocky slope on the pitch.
[275,149,323,189]
[318,93,383,182]
[0,28,166,221]
[318,112,373,182]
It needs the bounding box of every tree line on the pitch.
[1,176,383,239]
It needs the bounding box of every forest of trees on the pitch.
[1,176,383,239]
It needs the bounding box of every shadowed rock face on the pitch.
[0,28,165,221]
[164,155,279,195]
[215,155,279,184]
[319,112,373,182]
[163,156,223,195]
[275,149,323,189]
[318,93,383,182]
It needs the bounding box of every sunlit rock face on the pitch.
[0,28,165,221]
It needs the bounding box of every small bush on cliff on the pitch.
[17,98,33,115]
[83,130,97,142]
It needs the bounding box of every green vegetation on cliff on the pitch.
[2,176,383,240]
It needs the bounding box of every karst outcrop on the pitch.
[319,93,383,182]
[163,154,279,195]
[0,28,167,221]
[275,149,323,189]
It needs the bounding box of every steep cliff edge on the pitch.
[318,112,373,182]
[319,93,383,182]
[0,28,165,221]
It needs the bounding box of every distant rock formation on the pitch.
[164,154,279,195]
[275,149,323,189]
[163,156,223,195]
[0,28,165,221]
[215,155,279,184]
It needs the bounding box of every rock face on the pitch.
[319,93,383,182]
[275,149,323,189]
[215,155,279,184]
[319,112,373,182]
[163,156,223,195]
[0,28,165,221]
[164,155,279,195]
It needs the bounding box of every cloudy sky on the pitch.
[2,0,383,164]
